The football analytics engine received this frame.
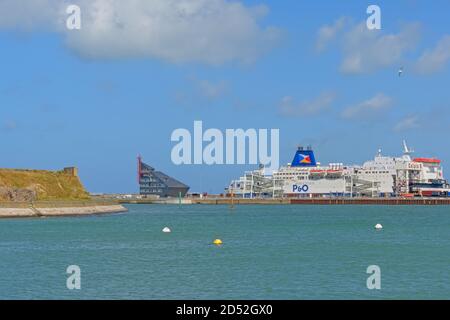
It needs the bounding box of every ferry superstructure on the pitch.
[226,141,450,198]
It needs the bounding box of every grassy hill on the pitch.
[0,168,90,201]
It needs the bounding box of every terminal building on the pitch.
[137,156,189,198]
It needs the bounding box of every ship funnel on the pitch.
[291,147,317,167]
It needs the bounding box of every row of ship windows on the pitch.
[274,171,391,177]
[275,173,310,176]
[360,171,390,174]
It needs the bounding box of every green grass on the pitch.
[0,169,90,201]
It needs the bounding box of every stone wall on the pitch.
[0,204,127,218]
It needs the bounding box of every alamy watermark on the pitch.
[171,121,279,171]
[367,5,381,30]
[66,265,81,290]
[366,265,381,290]
[66,5,81,30]
[64,4,380,31]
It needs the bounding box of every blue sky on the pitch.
[1,0,449,194]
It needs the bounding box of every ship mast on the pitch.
[402,140,414,160]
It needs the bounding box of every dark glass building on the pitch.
[138,156,189,197]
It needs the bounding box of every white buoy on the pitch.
[375,223,383,230]
[162,227,171,233]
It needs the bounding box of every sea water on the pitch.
[0,204,449,299]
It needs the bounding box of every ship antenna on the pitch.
[403,140,414,155]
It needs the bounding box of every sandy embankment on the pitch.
[0,205,127,218]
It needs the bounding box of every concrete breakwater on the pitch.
[0,201,127,218]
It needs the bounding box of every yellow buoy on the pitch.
[213,239,223,246]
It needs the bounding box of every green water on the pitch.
[0,204,449,299]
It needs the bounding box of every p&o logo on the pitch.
[292,184,309,193]
[299,154,312,164]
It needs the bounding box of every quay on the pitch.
[113,196,450,206]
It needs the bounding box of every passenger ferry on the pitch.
[226,141,450,198]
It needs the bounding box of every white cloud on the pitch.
[0,0,281,64]
[342,93,392,119]
[197,79,227,99]
[279,91,336,117]
[415,35,450,74]
[315,17,348,52]
[316,18,421,74]
[0,0,65,31]
[341,23,421,74]
[394,115,420,132]
[174,77,228,106]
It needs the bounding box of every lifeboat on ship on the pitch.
[309,169,326,178]
[325,169,343,177]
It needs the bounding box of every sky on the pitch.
[0,0,449,194]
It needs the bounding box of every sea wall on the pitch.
[0,204,127,218]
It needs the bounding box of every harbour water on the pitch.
[0,204,449,299]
